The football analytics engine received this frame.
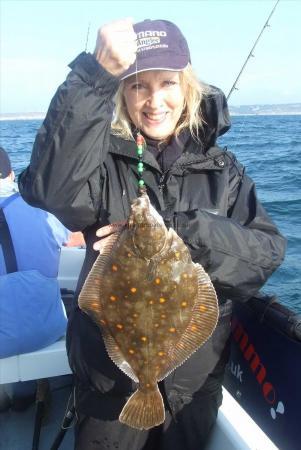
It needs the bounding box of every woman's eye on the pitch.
[131,83,144,90]
[163,80,177,87]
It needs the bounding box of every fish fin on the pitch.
[78,228,139,383]
[119,385,165,430]
[78,230,122,314]
[158,264,219,381]
[102,329,139,383]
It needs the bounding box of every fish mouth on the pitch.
[128,194,150,228]
[131,194,150,211]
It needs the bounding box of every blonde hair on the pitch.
[111,64,208,142]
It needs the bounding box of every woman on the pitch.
[19,18,286,450]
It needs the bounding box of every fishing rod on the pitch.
[227,0,280,101]
[85,22,91,51]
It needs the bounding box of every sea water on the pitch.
[0,115,300,313]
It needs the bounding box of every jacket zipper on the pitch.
[158,171,168,192]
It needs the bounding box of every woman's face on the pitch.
[123,70,185,140]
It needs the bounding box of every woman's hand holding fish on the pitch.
[94,18,137,77]
[93,222,126,252]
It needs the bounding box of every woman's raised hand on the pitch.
[94,18,137,77]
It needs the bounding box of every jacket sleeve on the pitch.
[173,154,287,302]
[18,52,119,231]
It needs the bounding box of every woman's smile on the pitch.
[123,71,185,140]
[143,111,168,124]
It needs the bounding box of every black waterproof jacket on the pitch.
[19,53,286,447]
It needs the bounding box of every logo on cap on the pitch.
[137,30,168,52]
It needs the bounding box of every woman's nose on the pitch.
[146,90,164,108]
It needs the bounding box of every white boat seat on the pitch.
[0,337,71,384]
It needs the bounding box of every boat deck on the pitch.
[0,377,278,450]
[0,376,74,450]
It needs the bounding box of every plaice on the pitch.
[79,192,219,429]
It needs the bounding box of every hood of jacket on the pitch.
[200,85,231,150]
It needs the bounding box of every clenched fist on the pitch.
[94,18,137,77]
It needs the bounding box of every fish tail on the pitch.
[119,385,165,430]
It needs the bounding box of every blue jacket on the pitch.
[0,186,69,357]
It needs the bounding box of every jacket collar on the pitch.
[109,134,161,171]
[109,134,225,174]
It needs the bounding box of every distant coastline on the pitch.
[229,103,301,116]
[0,113,46,121]
[1,103,301,120]
[230,112,301,116]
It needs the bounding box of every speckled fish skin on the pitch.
[78,193,219,430]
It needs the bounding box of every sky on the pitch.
[1,0,301,113]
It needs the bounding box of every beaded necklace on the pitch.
[134,54,147,196]
[136,133,146,194]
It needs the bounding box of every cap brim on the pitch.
[120,54,189,81]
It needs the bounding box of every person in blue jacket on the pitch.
[0,147,69,411]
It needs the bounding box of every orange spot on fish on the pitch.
[110,295,117,301]
[169,327,176,333]
[182,273,188,279]
[159,297,166,304]
[155,278,161,284]
[146,383,151,388]
[158,351,165,357]
[116,324,123,330]
[191,325,197,332]
[130,287,137,293]
[199,305,207,312]
[181,301,187,307]
[149,300,154,305]
[175,252,180,258]
[154,323,159,328]
[111,265,118,272]
[127,253,132,257]
[140,336,147,342]
[128,349,135,354]
[161,314,166,319]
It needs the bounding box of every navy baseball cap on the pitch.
[120,19,190,80]
[0,147,12,179]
